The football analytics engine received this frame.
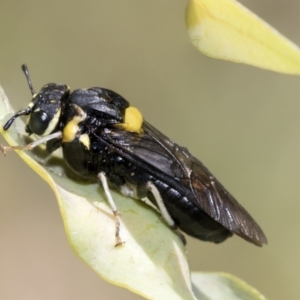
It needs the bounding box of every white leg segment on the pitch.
[147,181,186,244]
[98,172,123,246]
[146,181,175,228]
[0,131,62,154]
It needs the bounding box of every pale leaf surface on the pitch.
[192,272,267,300]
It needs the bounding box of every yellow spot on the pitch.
[116,106,143,133]
[79,134,90,150]
[62,105,87,143]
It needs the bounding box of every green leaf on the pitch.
[0,86,196,300]
[186,0,300,74]
[192,272,267,300]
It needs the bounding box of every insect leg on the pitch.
[0,131,62,155]
[146,182,186,244]
[98,172,124,247]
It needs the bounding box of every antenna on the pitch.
[3,107,32,130]
[3,64,35,130]
[21,64,35,95]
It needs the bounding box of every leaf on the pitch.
[192,272,267,300]
[0,86,196,300]
[186,0,300,74]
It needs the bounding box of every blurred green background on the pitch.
[0,1,299,299]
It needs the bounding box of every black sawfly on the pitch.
[1,65,267,247]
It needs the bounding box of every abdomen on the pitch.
[147,179,232,243]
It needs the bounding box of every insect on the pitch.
[1,65,267,247]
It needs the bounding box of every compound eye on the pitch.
[28,110,50,135]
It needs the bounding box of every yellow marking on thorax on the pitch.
[79,134,90,150]
[62,105,87,143]
[116,106,143,133]
[42,107,61,136]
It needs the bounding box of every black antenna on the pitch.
[21,64,35,95]
[3,64,35,130]
[3,107,32,130]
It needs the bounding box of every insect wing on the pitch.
[102,121,267,246]
[188,157,267,246]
